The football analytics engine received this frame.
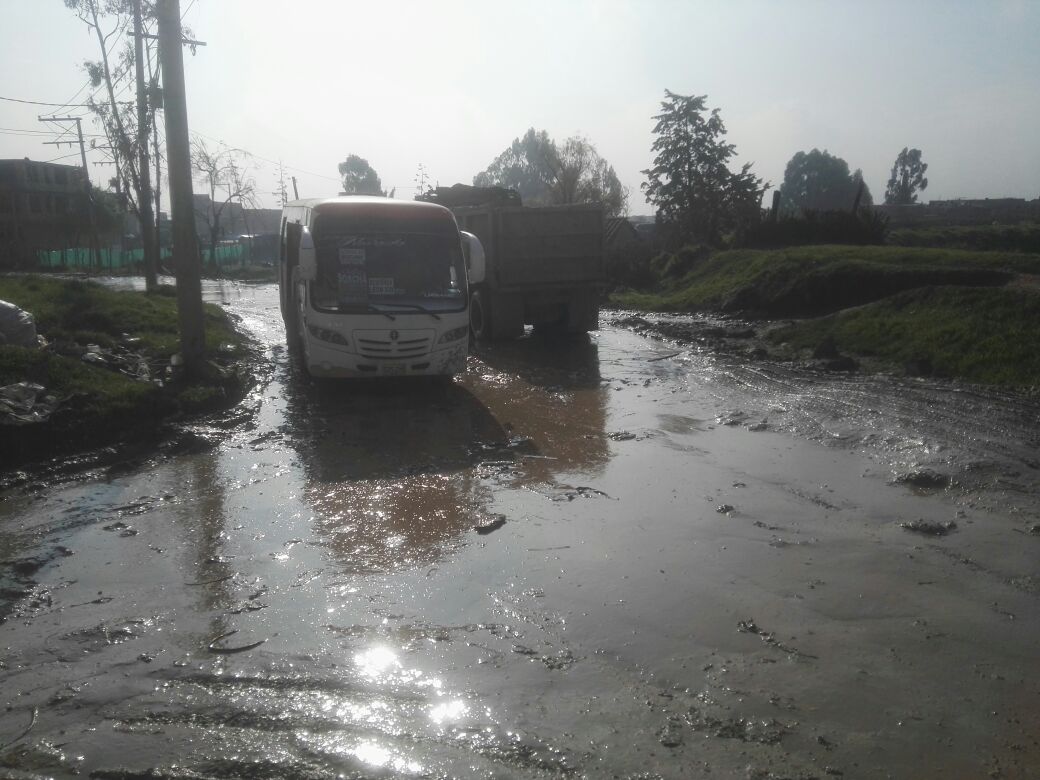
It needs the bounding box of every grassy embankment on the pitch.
[611,245,1040,387]
[889,223,1040,255]
[0,276,250,463]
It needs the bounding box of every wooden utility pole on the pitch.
[158,0,205,376]
[40,115,101,270]
[132,0,159,291]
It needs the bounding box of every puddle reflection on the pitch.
[285,380,508,573]
[464,332,610,478]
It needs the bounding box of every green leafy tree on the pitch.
[885,147,929,205]
[641,90,767,246]
[474,128,628,216]
[779,149,872,213]
[338,154,385,196]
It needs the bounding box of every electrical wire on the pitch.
[190,129,341,183]
[43,152,83,164]
[0,126,107,138]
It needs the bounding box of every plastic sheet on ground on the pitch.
[0,382,60,425]
[0,299,39,348]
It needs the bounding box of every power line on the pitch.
[0,126,107,138]
[44,152,84,164]
[190,129,341,183]
[0,95,123,108]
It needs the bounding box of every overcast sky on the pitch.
[2,0,1038,213]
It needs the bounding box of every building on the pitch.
[190,194,282,265]
[191,194,281,241]
[0,158,94,268]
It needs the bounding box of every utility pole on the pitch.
[158,0,205,376]
[132,0,159,291]
[291,176,299,200]
[40,115,101,270]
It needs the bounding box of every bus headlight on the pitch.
[307,324,349,346]
[437,326,469,345]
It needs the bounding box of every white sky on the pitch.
[2,0,1038,213]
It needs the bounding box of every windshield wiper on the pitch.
[362,305,395,320]
[376,303,442,320]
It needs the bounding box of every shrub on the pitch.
[605,243,657,291]
[650,244,712,281]
[743,209,888,248]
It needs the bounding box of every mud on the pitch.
[1,282,1039,778]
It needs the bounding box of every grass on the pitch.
[0,346,166,421]
[767,286,1040,387]
[0,275,251,464]
[608,244,1040,388]
[611,245,1040,318]
[0,275,244,355]
[889,223,1040,254]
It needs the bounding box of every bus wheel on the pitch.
[470,290,493,341]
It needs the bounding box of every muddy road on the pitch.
[2,282,1039,779]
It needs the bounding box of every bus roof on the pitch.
[284,196,455,221]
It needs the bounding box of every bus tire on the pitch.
[470,289,493,341]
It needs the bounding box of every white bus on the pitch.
[278,197,482,378]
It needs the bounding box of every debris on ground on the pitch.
[737,618,817,659]
[475,514,507,535]
[894,469,953,489]
[0,382,61,425]
[0,299,39,348]
[206,630,268,654]
[684,704,789,745]
[900,519,958,536]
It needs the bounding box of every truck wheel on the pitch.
[470,290,493,341]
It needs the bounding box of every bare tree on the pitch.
[190,138,259,269]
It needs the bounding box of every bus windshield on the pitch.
[310,222,467,314]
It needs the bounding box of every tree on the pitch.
[779,149,872,214]
[190,138,258,266]
[338,155,384,196]
[885,147,928,205]
[474,129,628,217]
[641,90,767,246]
[64,0,169,289]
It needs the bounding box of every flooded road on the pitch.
[2,282,1039,779]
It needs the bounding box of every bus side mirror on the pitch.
[298,226,317,281]
[461,231,485,285]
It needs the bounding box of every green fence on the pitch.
[37,243,247,270]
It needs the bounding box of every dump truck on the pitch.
[452,202,604,340]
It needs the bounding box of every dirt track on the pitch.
[1,282,1038,779]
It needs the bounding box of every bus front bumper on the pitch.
[304,342,467,379]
